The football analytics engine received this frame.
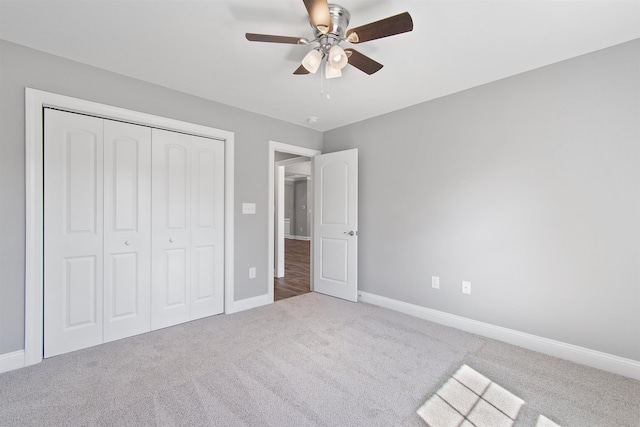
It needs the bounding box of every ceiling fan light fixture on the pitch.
[329,45,348,69]
[301,49,323,73]
[246,4,413,83]
[325,61,342,79]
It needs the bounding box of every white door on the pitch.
[189,135,225,319]
[313,149,358,302]
[151,129,191,329]
[44,109,105,357]
[151,129,224,330]
[103,120,152,342]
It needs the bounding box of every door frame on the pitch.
[24,88,235,367]
[268,141,320,303]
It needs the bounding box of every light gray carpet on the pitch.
[1,293,638,426]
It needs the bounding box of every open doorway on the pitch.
[275,159,311,301]
[268,141,321,304]
[269,142,358,304]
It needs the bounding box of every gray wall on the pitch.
[0,40,323,354]
[284,182,295,232]
[294,180,309,237]
[284,179,309,237]
[324,39,640,361]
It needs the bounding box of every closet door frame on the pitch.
[25,88,236,367]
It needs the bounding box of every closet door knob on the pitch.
[169,238,174,243]
[124,241,131,246]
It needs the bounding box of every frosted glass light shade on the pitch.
[325,62,342,79]
[329,45,348,69]
[301,49,322,73]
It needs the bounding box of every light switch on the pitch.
[242,203,256,214]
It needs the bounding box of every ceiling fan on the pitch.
[245,0,413,79]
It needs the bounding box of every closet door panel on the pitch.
[44,109,104,358]
[190,137,225,319]
[165,248,188,305]
[64,256,99,326]
[110,253,138,315]
[151,129,191,330]
[193,246,216,300]
[103,120,152,342]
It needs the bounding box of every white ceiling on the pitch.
[1,0,639,131]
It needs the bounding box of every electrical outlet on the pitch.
[462,281,471,294]
[431,276,440,289]
[249,267,256,279]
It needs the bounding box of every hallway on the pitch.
[274,239,310,301]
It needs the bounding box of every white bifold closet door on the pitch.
[44,110,106,357]
[103,120,152,343]
[44,109,224,358]
[150,129,225,330]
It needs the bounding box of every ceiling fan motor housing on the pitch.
[313,4,350,41]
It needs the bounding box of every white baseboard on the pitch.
[285,236,311,241]
[225,293,272,314]
[358,291,640,380]
[0,350,25,374]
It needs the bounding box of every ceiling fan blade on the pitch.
[345,49,383,75]
[346,12,413,44]
[293,65,311,75]
[302,0,331,34]
[246,33,308,45]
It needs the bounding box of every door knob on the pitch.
[344,231,357,236]
[124,241,130,246]
[169,238,174,243]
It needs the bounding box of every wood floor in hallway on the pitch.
[274,238,311,301]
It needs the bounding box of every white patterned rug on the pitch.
[417,365,562,427]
